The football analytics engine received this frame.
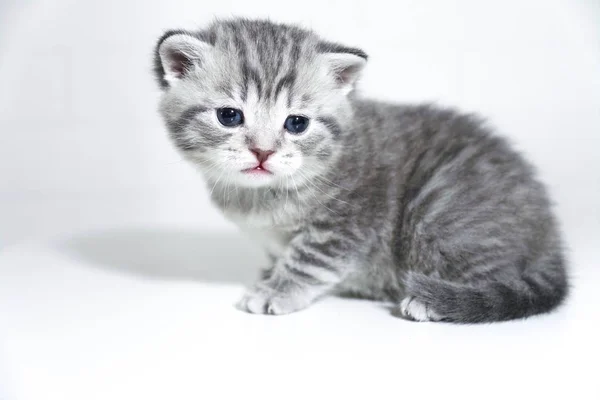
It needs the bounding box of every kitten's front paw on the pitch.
[236,285,311,315]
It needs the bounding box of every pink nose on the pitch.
[250,148,275,163]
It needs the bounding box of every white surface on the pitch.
[1,235,599,399]
[1,1,599,399]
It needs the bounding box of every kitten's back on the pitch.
[346,101,568,322]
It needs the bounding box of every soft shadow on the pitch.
[59,227,265,285]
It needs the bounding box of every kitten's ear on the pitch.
[318,42,368,95]
[154,30,212,88]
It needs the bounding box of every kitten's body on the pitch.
[154,19,568,322]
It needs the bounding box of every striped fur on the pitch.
[153,18,568,323]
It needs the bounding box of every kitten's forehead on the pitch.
[211,19,315,66]
[202,19,322,104]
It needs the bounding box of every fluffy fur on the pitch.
[152,18,568,323]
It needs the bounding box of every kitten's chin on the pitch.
[228,170,279,188]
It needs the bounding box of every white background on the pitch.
[1,1,599,399]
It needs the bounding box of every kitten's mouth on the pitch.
[242,165,273,175]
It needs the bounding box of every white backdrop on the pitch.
[0,0,599,246]
[1,2,600,400]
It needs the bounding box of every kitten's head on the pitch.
[153,19,367,188]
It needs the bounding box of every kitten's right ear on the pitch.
[153,30,212,89]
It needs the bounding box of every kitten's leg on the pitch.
[237,231,354,315]
[257,252,278,281]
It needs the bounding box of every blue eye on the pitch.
[217,108,244,127]
[284,115,309,134]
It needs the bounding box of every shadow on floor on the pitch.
[59,227,265,285]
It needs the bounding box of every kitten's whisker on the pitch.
[298,171,353,208]
[200,159,226,175]
[313,175,350,192]
[290,174,310,212]
[209,166,228,196]
[290,175,302,204]
[296,171,341,216]
[235,178,241,208]
[303,168,350,191]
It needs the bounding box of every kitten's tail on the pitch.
[404,260,568,323]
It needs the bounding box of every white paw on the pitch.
[398,297,442,322]
[236,286,311,315]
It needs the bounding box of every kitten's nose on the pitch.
[250,148,275,163]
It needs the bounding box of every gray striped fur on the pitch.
[153,18,568,323]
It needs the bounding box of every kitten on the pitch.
[152,18,568,323]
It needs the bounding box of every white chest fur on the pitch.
[224,210,301,258]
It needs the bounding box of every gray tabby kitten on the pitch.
[153,18,568,323]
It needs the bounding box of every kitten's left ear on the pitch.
[318,42,368,95]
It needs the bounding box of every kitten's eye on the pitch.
[217,108,244,127]
[284,115,309,134]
